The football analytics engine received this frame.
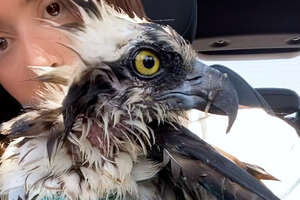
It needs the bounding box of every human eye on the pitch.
[39,0,81,25]
[0,37,11,56]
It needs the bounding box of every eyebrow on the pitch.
[0,21,16,34]
[23,0,38,5]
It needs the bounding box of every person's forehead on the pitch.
[0,0,36,10]
[25,0,35,3]
[0,0,36,32]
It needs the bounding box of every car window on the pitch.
[202,55,300,94]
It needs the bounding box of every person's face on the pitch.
[0,0,81,105]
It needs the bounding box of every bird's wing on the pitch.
[151,122,279,200]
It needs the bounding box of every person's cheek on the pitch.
[0,49,41,105]
[0,24,80,105]
[0,30,57,105]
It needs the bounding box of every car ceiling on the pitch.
[142,0,300,55]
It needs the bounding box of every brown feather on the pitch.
[215,147,279,181]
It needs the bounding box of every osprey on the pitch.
[0,0,279,200]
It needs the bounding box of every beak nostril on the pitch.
[187,75,202,82]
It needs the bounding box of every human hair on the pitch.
[104,0,147,18]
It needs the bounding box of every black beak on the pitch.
[210,64,274,115]
[157,60,239,132]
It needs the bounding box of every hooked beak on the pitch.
[157,60,239,132]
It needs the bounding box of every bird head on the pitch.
[36,0,239,163]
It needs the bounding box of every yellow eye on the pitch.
[135,50,160,76]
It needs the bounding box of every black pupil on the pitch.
[143,55,155,69]
[0,38,8,51]
[47,3,60,16]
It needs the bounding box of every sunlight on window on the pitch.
[203,55,300,94]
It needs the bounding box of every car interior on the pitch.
[1,0,300,136]
[142,0,300,136]
[0,0,298,199]
[1,0,300,134]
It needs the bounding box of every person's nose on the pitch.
[16,20,66,67]
[21,40,64,68]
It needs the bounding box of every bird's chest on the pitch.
[0,138,160,200]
